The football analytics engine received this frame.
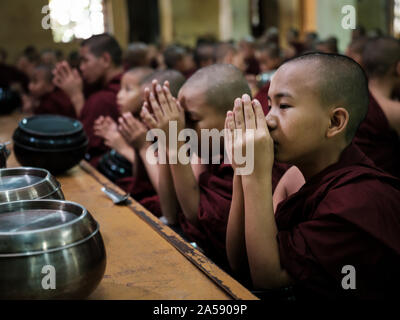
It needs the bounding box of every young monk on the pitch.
[22,64,76,118]
[53,33,123,166]
[93,67,153,163]
[95,70,185,193]
[140,64,251,267]
[226,53,400,300]
[353,37,400,178]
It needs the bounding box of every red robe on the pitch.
[275,143,400,300]
[0,63,29,91]
[116,173,162,218]
[178,162,233,268]
[80,74,122,166]
[353,93,400,178]
[34,88,76,118]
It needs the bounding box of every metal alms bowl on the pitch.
[0,200,106,299]
[0,167,64,203]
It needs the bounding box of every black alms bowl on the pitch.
[13,115,88,174]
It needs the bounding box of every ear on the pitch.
[326,107,349,139]
[100,52,112,68]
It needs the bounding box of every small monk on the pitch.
[53,33,124,166]
[140,64,251,267]
[95,70,186,218]
[226,53,400,300]
[22,64,76,118]
[94,67,154,163]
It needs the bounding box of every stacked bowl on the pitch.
[97,149,133,182]
[0,200,106,299]
[13,115,88,174]
[0,167,64,203]
[0,167,106,299]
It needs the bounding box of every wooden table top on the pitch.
[0,112,257,300]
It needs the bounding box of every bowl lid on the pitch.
[0,200,99,256]
[18,115,83,137]
[0,167,61,203]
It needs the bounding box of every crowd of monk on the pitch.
[1,26,399,300]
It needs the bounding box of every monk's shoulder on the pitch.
[315,172,400,220]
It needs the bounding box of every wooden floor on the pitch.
[0,111,257,300]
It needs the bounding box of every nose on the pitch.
[265,112,277,131]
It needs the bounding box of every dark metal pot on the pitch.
[97,149,133,182]
[12,115,88,174]
[0,87,21,115]
[0,200,106,299]
[0,143,10,168]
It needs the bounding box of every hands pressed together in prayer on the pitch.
[224,94,274,178]
[140,80,185,151]
[52,61,85,116]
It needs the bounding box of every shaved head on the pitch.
[285,53,369,142]
[141,69,186,97]
[181,64,251,114]
[362,37,400,78]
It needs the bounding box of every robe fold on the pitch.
[34,88,76,118]
[178,162,233,268]
[354,92,400,178]
[80,74,122,166]
[116,175,162,218]
[275,143,400,300]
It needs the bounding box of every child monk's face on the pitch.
[178,85,226,157]
[267,62,330,165]
[28,69,54,98]
[117,72,142,114]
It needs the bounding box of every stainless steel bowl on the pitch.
[0,167,64,203]
[0,200,106,299]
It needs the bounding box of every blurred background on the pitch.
[0,0,397,64]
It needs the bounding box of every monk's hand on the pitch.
[53,61,83,98]
[118,112,149,150]
[140,80,184,152]
[226,94,274,176]
[94,116,117,138]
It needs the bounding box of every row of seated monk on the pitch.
[1,32,400,300]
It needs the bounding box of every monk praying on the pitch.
[53,33,123,166]
[140,64,251,267]
[226,53,400,300]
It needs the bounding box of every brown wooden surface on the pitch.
[0,112,258,300]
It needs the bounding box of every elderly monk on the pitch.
[226,53,400,300]
[53,33,123,166]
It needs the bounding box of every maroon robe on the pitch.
[353,92,400,178]
[80,74,122,166]
[255,81,270,116]
[275,143,400,300]
[0,63,29,91]
[178,162,233,267]
[34,88,76,118]
[116,174,162,218]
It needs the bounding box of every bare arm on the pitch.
[273,166,305,212]
[226,174,249,277]
[228,95,292,289]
